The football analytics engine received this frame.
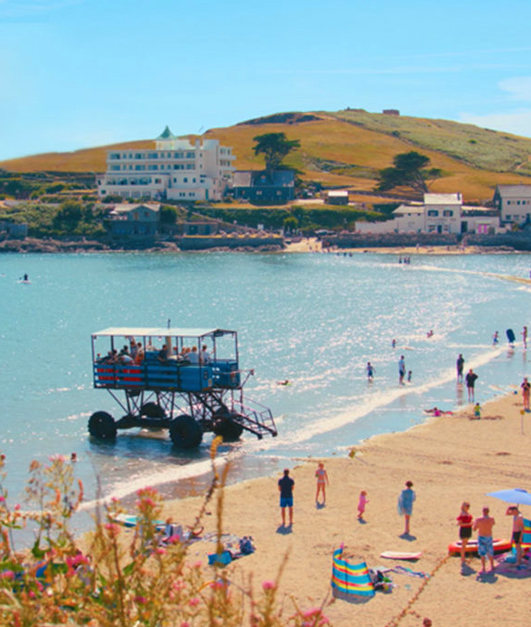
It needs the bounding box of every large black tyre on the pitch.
[169,415,203,449]
[213,411,244,442]
[88,411,117,440]
[140,402,166,418]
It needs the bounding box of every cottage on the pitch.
[326,190,349,205]
[493,185,531,225]
[109,203,160,238]
[232,170,295,205]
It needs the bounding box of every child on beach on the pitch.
[315,462,329,506]
[473,403,481,419]
[398,480,416,535]
[357,490,368,521]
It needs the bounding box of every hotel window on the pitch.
[443,210,453,217]
[427,210,438,217]
[148,165,158,170]
[184,178,188,182]
[189,193,195,197]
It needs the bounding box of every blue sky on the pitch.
[2,0,531,160]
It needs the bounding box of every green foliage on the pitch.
[160,205,178,225]
[283,216,298,231]
[253,133,301,171]
[0,446,332,627]
[376,151,442,196]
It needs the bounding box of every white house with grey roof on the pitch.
[493,185,531,225]
[97,127,235,202]
[356,192,500,235]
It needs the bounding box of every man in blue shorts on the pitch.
[473,507,496,573]
[278,469,294,527]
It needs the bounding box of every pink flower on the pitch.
[262,580,276,590]
[134,595,147,604]
[189,597,200,607]
[0,496,5,503]
[1,570,14,580]
[14,504,20,511]
[181,622,190,627]
[193,561,202,569]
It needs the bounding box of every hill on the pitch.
[2,110,531,202]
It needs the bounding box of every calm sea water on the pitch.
[0,251,530,522]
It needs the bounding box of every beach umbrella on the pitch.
[486,488,531,506]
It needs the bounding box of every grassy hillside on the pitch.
[2,110,531,203]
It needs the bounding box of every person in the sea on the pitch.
[398,355,406,385]
[456,501,473,565]
[456,353,465,383]
[492,331,499,345]
[315,462,329,506]
[407,370,412,383]
[398,480,416,535]
[523,326,528,350]
[465,368,478,402]
[473,507,495,573]
[277,379,290,386]
[366,362,375,382]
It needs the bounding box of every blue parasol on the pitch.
[486,488,531,506]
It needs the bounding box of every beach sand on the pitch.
[158,390,531,627]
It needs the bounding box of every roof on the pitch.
[233,170,295,188]
[424,193,462,205]
[157,125,176,140]
[327,190,349,197]
[111,203,161,214]
[393,204,424,215]
[495,184,531,198]
[92,327,235,339]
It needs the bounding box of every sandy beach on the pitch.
[156,389,531,627]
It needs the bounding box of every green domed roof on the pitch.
[157,125,176,140]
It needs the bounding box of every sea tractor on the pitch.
[89,327,277,449]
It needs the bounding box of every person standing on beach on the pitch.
[398,480,416,535]
[315,462,329,506]
[366,362,375,382]
[357,490,368,521]
[398,356,406,385]
[473,507,496,573]
[521,377,530,411]
[506,506,525,567]
[456,354,465,383]
[465,368,478,402]
[456,501,473,565]
[278,469,294,527]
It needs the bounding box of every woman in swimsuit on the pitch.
[456,501,473,565]
[315,462,329,506]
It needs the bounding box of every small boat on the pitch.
[448,538,511,556]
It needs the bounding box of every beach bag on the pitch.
[239,536,255,555]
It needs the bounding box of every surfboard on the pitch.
[380,551,422,560]
[506,328,516,344]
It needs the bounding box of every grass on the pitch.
[2,110,531,202]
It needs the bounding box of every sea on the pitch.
[0,250,530,533]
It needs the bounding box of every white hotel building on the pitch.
[97,127,235,202]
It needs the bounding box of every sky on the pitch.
[2,0,531,161]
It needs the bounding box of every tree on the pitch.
[160,205,178,224]
[252,132,300,171]
[375,151,442,196]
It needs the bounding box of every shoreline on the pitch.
[152,388,531,627]
[2,235,531,256]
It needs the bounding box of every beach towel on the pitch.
[331,547,375,597]
[522,518,531,547]
[391,565,430,579]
